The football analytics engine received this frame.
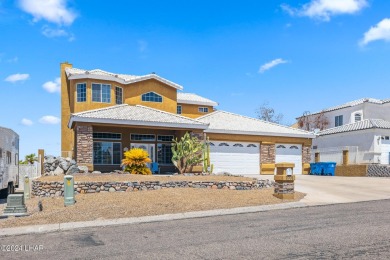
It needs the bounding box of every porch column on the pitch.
[260,142,275,175]
[76,125,93,171]
[302,145,311,174]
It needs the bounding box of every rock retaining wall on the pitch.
[32,179,274,197]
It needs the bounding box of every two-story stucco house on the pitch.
[61,62,315,175]
[296,98,390,164]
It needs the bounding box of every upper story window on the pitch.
[177,105,182,114]
[93,132,122,140]
[76,83,86,102]
[142,92,162,103]
[92,83,111,103]
[198,107,209,113]
[335,115,343,127]
[115,86,123,104]
[131,134,156,141]
[157,135,174,142]
[354,113,362,122]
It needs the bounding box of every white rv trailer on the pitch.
[0,126,19,198]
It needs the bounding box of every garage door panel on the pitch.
[381,142,390,165]
[275,144,302,174]
[210,141,259,175]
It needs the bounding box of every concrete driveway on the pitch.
[295,175,390,205]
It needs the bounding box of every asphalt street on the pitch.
[1,199,390,259]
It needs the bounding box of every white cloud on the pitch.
[282,0,368,21]
[39,115,60,124]
[7,57,18,63]
[360,18,390,46]
[42,26,67,37]
[259,59,288,73]
[43,77,61,93]
[138,40,148,53]
[18,0,77,25]
[5,73,29,83]
[21,118,33,126]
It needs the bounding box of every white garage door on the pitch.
[380,140,390,164]
[210,141,260,175]
[275,144,302,174]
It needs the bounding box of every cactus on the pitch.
[210,164,214,174]
[203,137,212,174]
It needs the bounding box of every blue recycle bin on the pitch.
[310,162,336,176]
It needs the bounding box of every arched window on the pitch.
[277,145,286,149]
[141,92,162,102]
[209,143,215,146]
[290,146,299,149]
[247,144,257,147]
[233,143,243,147]
[355,113,362,122]
[219,143,229,146]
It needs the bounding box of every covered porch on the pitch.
[68,104,208,173]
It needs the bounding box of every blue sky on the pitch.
[1,0,390,158]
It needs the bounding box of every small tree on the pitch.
[121,148,152,175]
[171,132,204,174]
[22,153,37,165]
[256,101,283,124]
[298,111,329,131]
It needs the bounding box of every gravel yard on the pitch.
[0,189,304,228]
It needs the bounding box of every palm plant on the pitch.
[121,148,152,175]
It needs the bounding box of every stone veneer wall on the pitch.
[76,125,93,165]
[32,179,274,197]
[302,146,311,164]
[260,143,275,163]
[367,164,390,177]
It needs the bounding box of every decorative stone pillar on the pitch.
[260,142,275,175]
[315,152,320,163]
[342,150,349,165]
[76,125,93,171]
[302,145,311,174]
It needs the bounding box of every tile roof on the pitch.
[318,119,390,136]
[68,104,208,129]
[197,111,315,138]
[177,93,218,107]
[65,67,183,90]
[303,98,390,117]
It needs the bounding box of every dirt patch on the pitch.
[37,174,256,183]
[0,189,304,228]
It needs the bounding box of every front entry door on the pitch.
[131,143,155,162]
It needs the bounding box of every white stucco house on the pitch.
[296,98,390,165]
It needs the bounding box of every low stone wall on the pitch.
[32,179,274,197]
[335,165,368,177]
[367,164,390,177]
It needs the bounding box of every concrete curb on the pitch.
[0,201,307,237]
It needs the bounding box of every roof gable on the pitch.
[197,110,315,138]
[177,93,218,107]
[65,68,183,90]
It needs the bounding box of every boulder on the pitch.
[53,166,64,175]
[66,165,80,175]
[92,171,101,174]
[59,160,71,171]
[45,156,55,164]
[78,166,89,173]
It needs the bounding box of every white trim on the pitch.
[76,82,87,103]
[115,86,123,105]
[178,100,218,107]
[204,129,316,139]
[66,72,183,90]
[198,107,209,113]
[141,91,163,103]
[69,116,208,130]
[91,82,111,103]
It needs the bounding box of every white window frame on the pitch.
[115,86,123,105]
[335,115,343,127]
[93,141,122,165]
[141,91,163,103]
[177,105,182,114]
[76,82,87,102]
[198,107,209,113]
[92,83,111,103]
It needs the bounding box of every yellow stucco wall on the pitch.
[61,62,74,155]
[179,104,214,118]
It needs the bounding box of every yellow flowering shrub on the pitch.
[121,148,152,175]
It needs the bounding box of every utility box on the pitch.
[274,163,295,200]
[24,176,31,200]
[64,175,75,206]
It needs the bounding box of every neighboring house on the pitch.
[61,62,315,175]
[0,126,19,194]
[296,98,390,164]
